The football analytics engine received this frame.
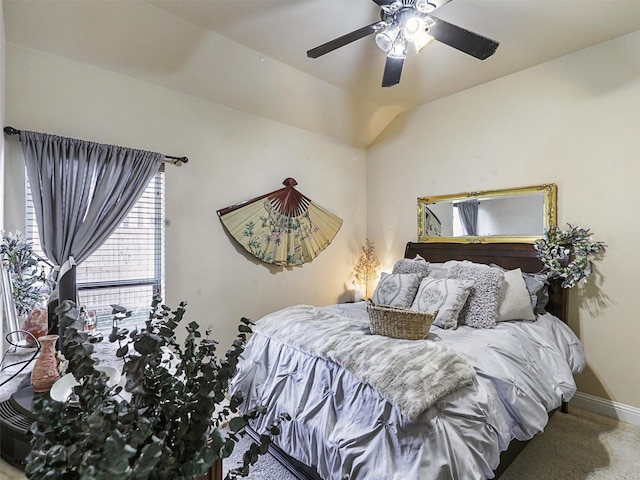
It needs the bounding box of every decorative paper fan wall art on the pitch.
[217,178,343,266]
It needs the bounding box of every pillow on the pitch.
[496,268,536,322]
[425,263,450,280]
[490,264,550,314]
[410,278,474,329]
[392,255,430,278]
[522,272,550,314]
[372,272,422,308]
[448,261,504,328]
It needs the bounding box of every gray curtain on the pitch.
[457,200,479,236]
[20,131,164,269]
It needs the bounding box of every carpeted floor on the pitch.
[222,407,640,480]
[500,407,640,480]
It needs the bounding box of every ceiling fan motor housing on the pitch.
[381,0,436,14]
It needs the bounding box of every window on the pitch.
[26,170,165,331]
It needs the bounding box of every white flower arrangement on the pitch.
[534,224,606,289]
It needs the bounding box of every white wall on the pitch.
[4,44,367,350]
[368,31,640,409]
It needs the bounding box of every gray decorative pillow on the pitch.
[496,268,536,322]
[392,255,430,278]
[522,272,550,314]
[410,278,474,329]
[426,263,451,280]
[449,261,505,328]
[490,264,550,314]
[372,272,422,308]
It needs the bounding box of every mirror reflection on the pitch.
[418,184,557,243]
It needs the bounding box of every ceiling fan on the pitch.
[307,0,499,87]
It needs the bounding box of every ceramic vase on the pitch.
[31,334,61,393]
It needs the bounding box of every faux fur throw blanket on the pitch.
[253,305,476,421]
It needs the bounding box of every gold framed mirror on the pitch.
[417,184,557,243]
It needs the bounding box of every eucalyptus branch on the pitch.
[25,298,283,480]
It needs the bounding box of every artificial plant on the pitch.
[534,224,606,289]
[25,297,286,480]
[0,231,51,316]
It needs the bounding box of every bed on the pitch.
[230,242,585,480]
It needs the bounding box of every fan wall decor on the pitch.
[217,178,343,267]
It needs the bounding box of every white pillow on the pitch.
[410,278,474,329]
[496,268,536,322]
[372,272,422,308]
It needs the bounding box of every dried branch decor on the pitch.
[353,239,380,298]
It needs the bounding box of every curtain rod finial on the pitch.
[3,126,20,136]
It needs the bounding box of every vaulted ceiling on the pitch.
[4,0,640,146]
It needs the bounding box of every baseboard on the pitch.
[570,392,640,427]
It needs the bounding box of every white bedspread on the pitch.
[253,305,476,420]
[232,302,585,480]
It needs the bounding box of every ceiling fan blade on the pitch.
[307,21,387,58]
[371,0,397,6]
[382,55,405,87]
[428,17,499,60]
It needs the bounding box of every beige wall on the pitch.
[367,31,640,409]
[3,44,367,350]
[2,0,382,147]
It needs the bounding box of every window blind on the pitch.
[26,171,165,331]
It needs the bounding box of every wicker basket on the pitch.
[366,301,438,340]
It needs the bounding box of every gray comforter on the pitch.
[251,305,476,420]
[231,302,585,480]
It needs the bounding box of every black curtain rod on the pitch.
[3,126,188,166]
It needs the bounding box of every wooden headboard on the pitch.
[404,242,567,322]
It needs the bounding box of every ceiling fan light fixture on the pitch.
[403,16,425,42]
[424,16,437,29]
[413,31,435,53]
[375,25,400,52]
[389,37,407,59]
[403,16,433,53]
[415,0,436,14]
